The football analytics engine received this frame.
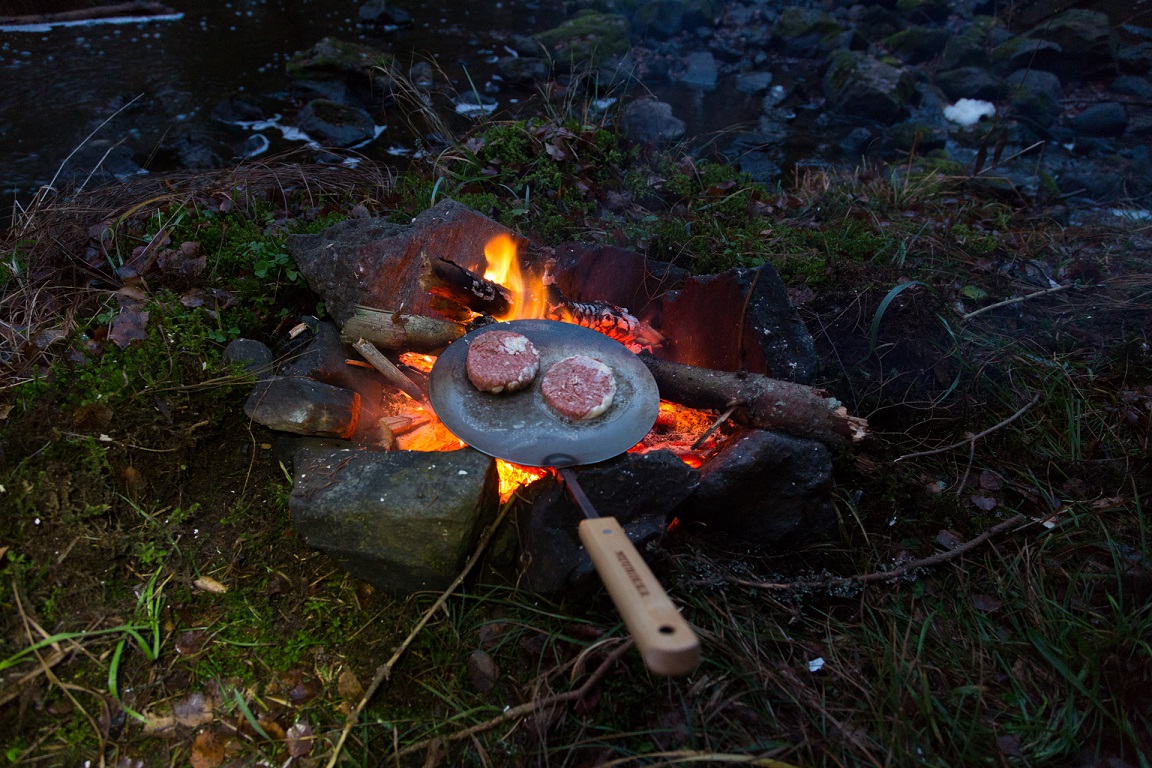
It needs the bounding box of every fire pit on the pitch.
[238,200,867,598]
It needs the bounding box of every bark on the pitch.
[638,354,868,447]
[340,306,465,353]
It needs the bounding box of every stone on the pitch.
[652,263,817,383]
[496,56,549,86]
[773,6,842,57]
[822,51,916,125]
[619,99,686,144]
[676,430,836,546]
[895,0,950,23]
[1003,69,1062,130]
[515,450,699,593]
[677,51,718,88]
[1070,102,1127,138]
[1112,76,1152,101]
[547,242,664,315]
[534,11,631,70]
[1016,9,1118,82]
[935,66,1001,102]
[632,0,717,37]
[289,447,499,593]
[245,377,360,438]
[358,0,412,26]
[883,27,950,64]
[287,200,527,325]
[735,71,773,94]
[223,339,274,379]
[296,100,376,147]
[467,650,499,692]
[285,37,394,81]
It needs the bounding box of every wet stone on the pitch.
[223,339,274,379]
[289,447,499,593]
[1071,102,1127,137]
[244,376,360,438]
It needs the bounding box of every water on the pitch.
[0,0,565,221]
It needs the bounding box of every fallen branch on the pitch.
[638,354,867,447]
[895,392,1040,462]
[322,499,516,768]
[341,306,465,353]
[395,638,636,759]
[350,338,426,405]
[729,513,1029,592]
[421,254,512,317]
[960,283,1073,322]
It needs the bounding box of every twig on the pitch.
[322,499,517,768]
[730,513,1028,592]
[960,283,1073,322]
[690,403,738,451]
[351,338,427,405]
[395,638,636,759]
[895,392,1040,462]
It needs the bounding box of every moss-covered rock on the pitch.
[286,36,395,81]
[823,51,916,124]
[534,11,631,70]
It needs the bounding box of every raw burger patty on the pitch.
[466,330,540,394]
[541,355,617,420]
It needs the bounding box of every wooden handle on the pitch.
[578,517,701,677]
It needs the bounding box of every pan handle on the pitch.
[578,517,702,677]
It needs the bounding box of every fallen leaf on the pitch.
[936,529,965,550]
[109,308,149,349]
[971,594,1002,613]
[190,730,225,768]
[978,470,1004,491]
[286,722,314,757]
[140,711,176,735]
[969,495,997,511]
[193,576,228,594]
[337,667,363,700]
[173,693,214,728]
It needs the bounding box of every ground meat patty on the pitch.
[541,355,617,420]
[466,330,541,394]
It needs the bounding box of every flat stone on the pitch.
[619,99,686,144]
[823,51,916,124]
[245,377,360,438]
[735,71,773,94]
[289,447,499,593]
[1071,102,1127,137]
[677,430,836,546]
[677,51,718,88]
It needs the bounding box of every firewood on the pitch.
[341,306,465,353]
[351,339,428,405]
[638,354,868,447]
[420,254,513,317]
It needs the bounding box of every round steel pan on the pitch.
[427,320,660,468]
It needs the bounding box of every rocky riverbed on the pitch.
[4,0,1151,230]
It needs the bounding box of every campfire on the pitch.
[245,200,867,601]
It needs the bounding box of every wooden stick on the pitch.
[960,283,1073,322]
[894,392,1040,462]
[351,339,427,405]
[341,306,465,353]
[728,514,1029,592]
[639,354,868,446]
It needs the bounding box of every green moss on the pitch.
[534,11,631,68]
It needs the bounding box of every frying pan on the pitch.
[428,319,701,677]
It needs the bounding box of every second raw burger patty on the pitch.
[466,330,541,393]
[541,355,617,420]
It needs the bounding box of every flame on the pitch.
[495,459,547,502]
[398,352,436,373]
[483,234,545,320]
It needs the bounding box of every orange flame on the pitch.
[495,459,547,502]
[483,234,545,320]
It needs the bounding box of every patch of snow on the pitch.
[943,98,995,127]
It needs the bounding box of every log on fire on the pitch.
[420,254,512,318]
[340,306,465,353]
[638,354,868,447]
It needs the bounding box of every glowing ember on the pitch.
[496,459,547,502]
[398,352,437,373]
[483,234,545,320]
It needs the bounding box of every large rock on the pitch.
[290,447,499,593]
[1011,9,1117,82]
[516,450,699,593]
[652,263,817,383]
[534,11,631,70]
[296,99,376,147]
[287,199,527,325]
[631,0,716,37]
[286,37,395,81]
[822,51,917,124]
[773,6,843,56]
[676,430,835,546]
[619,99,686,144]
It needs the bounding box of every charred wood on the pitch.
[638,354,868,447]
[420,254,512,317]
[544,285,664,349]
[341,306,465,353]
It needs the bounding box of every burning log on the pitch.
[351,339,428,405]
[420,254,513,318]
[341,306,465,353]
[638,354,868,447]
[543,261,664,349]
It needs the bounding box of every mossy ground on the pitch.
[1,115,1150,766]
